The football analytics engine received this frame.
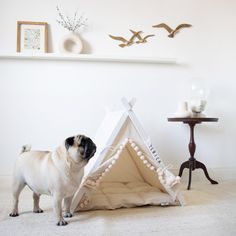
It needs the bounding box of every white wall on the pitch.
[0,0,236,175]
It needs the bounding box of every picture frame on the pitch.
[17,21,48,53]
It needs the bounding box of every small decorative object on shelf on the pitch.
[17,21,48,53]
[189,84,209,118]
[56,6,87,54]
[152,23,192,38]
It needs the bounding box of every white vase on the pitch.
[59,32,83,54]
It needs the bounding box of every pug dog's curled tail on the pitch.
[20,144,31,154]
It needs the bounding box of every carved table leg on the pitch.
[187,161,192,190]
[195,160,218,184]
[178,160,189,177]
[184,123,196,190]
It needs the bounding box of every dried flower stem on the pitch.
[56,6,87,33]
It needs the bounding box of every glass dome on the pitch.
[189,84,210,117]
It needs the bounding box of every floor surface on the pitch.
[0,178,236,236]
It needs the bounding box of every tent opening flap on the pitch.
[75,142,178,211]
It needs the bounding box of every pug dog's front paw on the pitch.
[33,207,43,213]
[9,211,19,217]
[64,212,72,218]
[57,219,68,226]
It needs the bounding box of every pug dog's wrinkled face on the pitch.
[65,135,96,164]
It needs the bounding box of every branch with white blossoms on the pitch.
[56,6,88,33]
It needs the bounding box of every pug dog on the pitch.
[9,135,96,226]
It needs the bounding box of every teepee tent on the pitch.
[71,98,184,213]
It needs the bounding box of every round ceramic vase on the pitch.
[59,32,83,54]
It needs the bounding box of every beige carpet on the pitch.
[0,177,236,236]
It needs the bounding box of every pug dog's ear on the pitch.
[65,136,74,150]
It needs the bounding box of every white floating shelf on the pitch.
[0,53,177,64]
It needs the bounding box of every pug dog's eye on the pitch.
[78,146,85,155]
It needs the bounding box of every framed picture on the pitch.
[17,21,48,53]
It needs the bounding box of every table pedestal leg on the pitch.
[184,123,196,190]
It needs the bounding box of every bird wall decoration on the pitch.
[132,30,155,44]
[109,30,155,48]
[108,23,192,48]
[108,34,132,48]
[152,23,192,38]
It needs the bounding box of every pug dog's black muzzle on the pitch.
[80,136,96,161]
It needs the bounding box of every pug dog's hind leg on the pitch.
[63,196,73,218]
[9,179,26,217]
[53,195,68,226]
[33,192,43,213]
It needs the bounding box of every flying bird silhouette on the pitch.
[129,30,143,42]
[152,23,192,38]
[129,30,143,41]
[109,29,143,47]
[108,35,130,47]
[135,34,155,44]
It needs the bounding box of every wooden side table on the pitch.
[168,117,219,190]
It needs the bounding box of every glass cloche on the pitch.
[189,84,209,117]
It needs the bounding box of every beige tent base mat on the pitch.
[79,181,176,211]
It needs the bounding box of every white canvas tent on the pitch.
[71,98,184,213]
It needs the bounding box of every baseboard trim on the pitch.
[171,167,236,182]
[1,168,236,183]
